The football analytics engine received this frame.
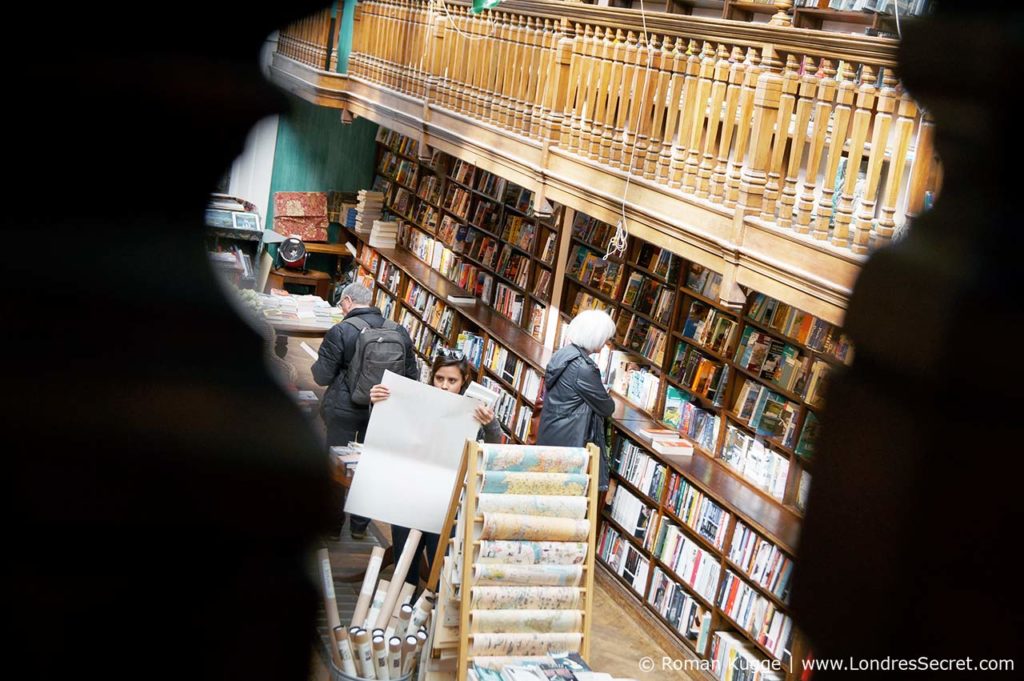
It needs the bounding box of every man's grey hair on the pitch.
[340,282,373,306]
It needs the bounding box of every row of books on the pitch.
[717,571,794,664]
[567,245,623,296]
[413,201,439,232]
[391,185,415,218]
[663,388,721,452]
[533,268,553,302]
[682,301,738,356]
[493,283,527,325]
[667,474,731,550]
[483,339,524,387]
[416,174,440,206]
[571,212,619,251]
[608,485,657,547]
[514,404,532,442]
[649,567,712,650]
[476,168,506,200]
[526,303,546,341]
[481,376,516,428]
[453,260,495,304]
[622,272,674,325]
[521,367,542,404]
[501,214,535,252]
[619,365,661,413]
[684,263,723,301]
[469,196,500,233]
[375,127,420,160]
[455,330,486,370]
[710,631,784,681]
[377,259,402,295]
[403,281,436,318]
[359,245,380,274]
[442,184,472,220]
[729,522,794,604]
[496,247,530,288]
[425,297,456,339]
[669,343,729,403]
[721,425,791,502]
[597,523,650,597]
[748,292,852,363]
[613,436,668,500]
[569,289,614,317]
[734,326,812,395]
[634,242,683,282]
[379,152,418,190]
[817,0,931,16]
[618,313,668,365]
[732,379,800,449]
[654,519,721,603]
[449,157,475,186]
[374,288,396,322]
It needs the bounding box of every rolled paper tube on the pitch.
[477,494,588,519]
[478,540,589,565]
[412,590,434,614]
[389,583,415,621]
[374,530,421,630]
[333,626,358,676]
[393,603,413,639]
[352,629,376,679]
[470,609,584,633]
[372,636,390,681]
[401,636,418,675]
[317,549,344,669]
[473,564,584,587]
[351,546,386,628]
[388,637,403,677]
[481,446,589,473]
[481,513,590,542]
[371,628,385,639]
[364,579,390,629]
[409,597,434,632]
[415,630,427,647]
[469,632,584,656]
[471,586,584,610]
[481,471,589,496]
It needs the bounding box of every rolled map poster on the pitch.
[352,629,375,679]
[393,603,413,639]
[409,597,434,632]
[351,547,386,628]
[388,637,403,678]
[372,635,390,681]
[332,626,358,676]
[400,635,418,675]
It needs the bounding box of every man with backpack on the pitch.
[312,282,419,538]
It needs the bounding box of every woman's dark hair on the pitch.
[429,354,474,393]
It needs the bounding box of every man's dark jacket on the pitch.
[312,306,419,436]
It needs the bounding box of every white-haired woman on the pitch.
[536,309,617,491]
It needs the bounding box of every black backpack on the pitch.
[342,317,409,405]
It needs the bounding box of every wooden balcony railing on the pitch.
[278,7,338,72]
[349,0,938,256]
[267,0,943,323]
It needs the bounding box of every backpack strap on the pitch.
[341,316,372,332]
[381,319,400,331]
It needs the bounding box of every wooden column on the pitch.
[669,40,702,189]
[760,55,800,222]
[710,47,744,203]
[725,48,762,207]
[853,66,896,254]
[696,44,731,199]
[682,42,716,194]
[814,60,855,241]
[655,37,686,183]
[644,36,675,181]
[777,57,816,230]
[876,90,918,245]
[738,47,783,215]
[832,64,876,249]
[795,59,835,234]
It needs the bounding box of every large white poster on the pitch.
[344,370,480,533]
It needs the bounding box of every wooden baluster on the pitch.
[456,8,474,115]
[629,34,657,176]
[778,56,817,229]
[656,37,686,183]
[876,88,917,245]
[761,54,800,222]
[814,60,856,241]
[643,35,674,180]
[581,24,608,154]
[697,44,731,198]
[726,48,762,207]
[531,19,555,135]
[359,2,372,80]
[586,27,614,160]
[509,16,529,131]
[525,17,546,134]
[682,42,716,193]
[512,16,534,132]
[383,0,396,86]
[349,3,362,76]
[905,108,937,220]
[853,66,896,253]
[738,46,783,215]
[710,47,744,202]
[544,20,574,145]
[469,10,487,119]
[832,64,876,249]
[568,25,596,153]
[669,40,701,188]
[418,3,430,95]
[394,0,406,90]
[502,16,524,130]
[794,59,833,233]
[521,17,542,134]
[488,13,511,125]
[605,30,632,166]
[436,8,453,108]
[771,0,794,27]
[560,24,585,146]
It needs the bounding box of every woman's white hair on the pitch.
[566,309,616,353]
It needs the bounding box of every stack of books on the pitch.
[368,219,398,249]
[354,190,384,237]
[639,427,695,460]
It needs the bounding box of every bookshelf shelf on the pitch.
[481,365,518,395]
[731,364,808,409]
[651,556,717,612]
[723,558,792,613]
[663,375,720,413]
[671,332,731,364]
[620,303,671,332]
[717,608,785,664]
[641,600,701,655]
[658,504,728,559]
[600,511,649,554]
[724,412,799,459]
[609,469,657,508]
[597,555,646,599]
[740,315,848,368]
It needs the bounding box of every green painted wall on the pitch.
[267,93,378,228]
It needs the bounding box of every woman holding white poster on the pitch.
[368,348,503,586]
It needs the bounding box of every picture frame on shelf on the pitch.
[204,209,234,228]
[232,211,261,231]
